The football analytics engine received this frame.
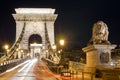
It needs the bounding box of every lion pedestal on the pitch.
[82,45,116,73]
[82,21,117,74]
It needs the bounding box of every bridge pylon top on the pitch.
[15,8,55,14]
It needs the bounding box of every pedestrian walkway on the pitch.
[71,73,102,80]
[40,59,103,80]
[59,69,103,80]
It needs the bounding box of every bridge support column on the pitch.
[18,51,22,59]
[13,52,17,59]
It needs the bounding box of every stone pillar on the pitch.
[18,51,21,59]
[82,44,116,72]
[13,52,17,59]
[30,48,34,58]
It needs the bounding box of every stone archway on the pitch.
[29,34,42,58]
[12,8,58,57]
[29,34,42,44]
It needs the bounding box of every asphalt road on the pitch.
[0,59,62,80]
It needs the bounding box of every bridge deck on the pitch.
[0,59,61,80]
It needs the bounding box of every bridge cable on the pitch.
[0,22,26,61]
[44,22,53,56]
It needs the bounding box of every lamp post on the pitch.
[52,44,57,54]
[4,44,9,56]
[59,39,65,59]
[20,50,24,58]
[59,39,65,51]
[16,48,20,58]
[58,39,65,70]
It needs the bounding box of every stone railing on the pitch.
[69,61,85,71]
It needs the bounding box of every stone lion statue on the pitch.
[88,21,110,45]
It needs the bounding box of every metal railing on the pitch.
[0,57,28,74]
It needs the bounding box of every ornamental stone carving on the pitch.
[88,21,110,45]
[12,14,57,21]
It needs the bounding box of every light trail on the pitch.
[18,58,38,80]
[6,60,30,73]
[19,58,37,73]
[33,61,76,80]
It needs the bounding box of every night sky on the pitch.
[0,0,120,50]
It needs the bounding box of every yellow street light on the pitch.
[58,50,61,54]
[52,44,56,50]
[4,44,9,56]
[16,48,19,51]
[4,44,9,50]
[59,39,65,52]
[52,44,57,56]
[7,49,9,53]
[59,39,65,46]
[20,50,23,53]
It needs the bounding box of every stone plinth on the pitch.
[82,44,116,72]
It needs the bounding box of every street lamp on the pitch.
[59,39,65,59]
[58,39,65,70]
[4,44,9,56]
[52,44,56,50]
[20,50,24,58]
[59,39,65,46]
[4,45,9,50]
[59,39,65,51]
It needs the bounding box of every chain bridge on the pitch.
[0,8,63,80]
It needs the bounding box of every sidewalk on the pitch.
[60,69,102,80]
[71,73,102,80]
[41,59,103,80]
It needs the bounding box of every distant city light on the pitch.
[110,61,114,66]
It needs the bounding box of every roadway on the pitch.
[0,58,62,80]
[0,58,103,80]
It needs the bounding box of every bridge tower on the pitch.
[12,8,57,58]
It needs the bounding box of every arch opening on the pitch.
[29,34,42,58]
[29,34,42,44]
